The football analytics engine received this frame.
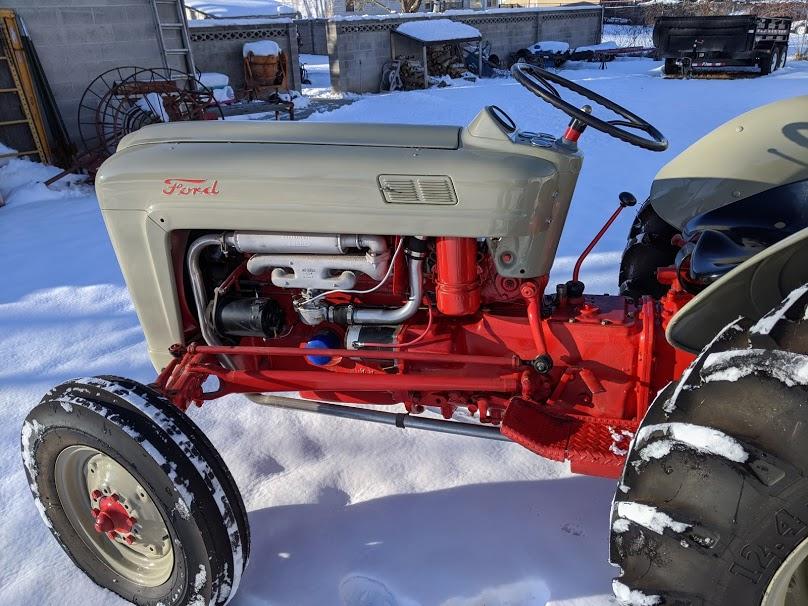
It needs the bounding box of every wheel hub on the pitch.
[54,445,175,586]
[90,492,137,543]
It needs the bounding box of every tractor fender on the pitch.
[667,225,808,352]
[648,95,808,230]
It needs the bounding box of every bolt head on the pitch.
[91,489,102,500]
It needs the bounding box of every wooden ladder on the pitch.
[0,9,50,164]
[150,0,197,76]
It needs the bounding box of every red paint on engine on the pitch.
[435,237,481,316]
[155,234,697,479]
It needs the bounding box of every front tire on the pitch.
[611,285,808,605]
[21,377,250,606]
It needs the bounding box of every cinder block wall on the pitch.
[4,0,167,152]
[189,19,301,92]
[328,6,603,93]
[297,18,328,55]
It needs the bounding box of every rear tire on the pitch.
[21,377,249,606]
[610,285,808,605]
[663,58,679,76]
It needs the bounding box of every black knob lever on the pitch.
[619,191,637,208]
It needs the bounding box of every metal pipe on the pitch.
[187,233,236,369]
[346,254,423,324]
[225,232,388,257]
[245,394,511,442]
[191,343,520,367]
[200,367,521,393]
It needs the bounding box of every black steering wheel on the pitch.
[511,63,668,152]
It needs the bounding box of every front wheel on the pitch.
[21,377,250,606]
[611,286,808,605]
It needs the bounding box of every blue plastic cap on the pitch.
[305,331,341,366]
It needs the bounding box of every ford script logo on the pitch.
[163,178,220,196]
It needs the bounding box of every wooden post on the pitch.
[422,44,428,89]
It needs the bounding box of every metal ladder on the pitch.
[150,0,197,76]
[0,9,49,163]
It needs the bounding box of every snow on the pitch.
[529,41,570,54]
[2,46,808,606]
[575,41,619,53]
[614,501,690,535]
[612,581,661,606]
[702,349,808,387]
[243,40,281,57]
[185,0,296,18]
[396,19,481,43]
[636,422,748,463]
[189,16,293,27]
[199,71,230,89]
[332,5,601,22]
[750,283,808,335]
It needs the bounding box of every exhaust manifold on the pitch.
[227,232,390,290]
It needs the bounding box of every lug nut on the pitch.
[107,531,118,540]
[91,508,100,518]
[91,489,102,500]
[124,535,135,545]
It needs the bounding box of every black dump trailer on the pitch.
[654,15,792,76]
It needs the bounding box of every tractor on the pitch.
[21,65,808,606]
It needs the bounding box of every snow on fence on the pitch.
[189,18,302,92]
[327,6,603,93]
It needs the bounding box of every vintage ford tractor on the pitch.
[20,65,808,606]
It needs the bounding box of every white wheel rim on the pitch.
[54,445,175,587]
[762,537,808,606]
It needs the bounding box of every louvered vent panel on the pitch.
[378,175,458,205]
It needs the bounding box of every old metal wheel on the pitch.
[22,377,250,605]
[762,538,808,606]
[54,445,174,587]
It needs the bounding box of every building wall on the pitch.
[4,0,168,151]
[297,18,329,54]
[189,19,301,92]
[327,6,603,92]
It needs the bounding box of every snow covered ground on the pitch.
[1,50,807,606]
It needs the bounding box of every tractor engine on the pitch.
[174,230,694,476]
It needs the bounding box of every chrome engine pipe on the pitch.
[246,252,390,287]
[187,234,236,369]
[245,394,511,442]
[225,232,388,256]
[346,254,424,324]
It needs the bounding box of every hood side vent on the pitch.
[379,175,458,205]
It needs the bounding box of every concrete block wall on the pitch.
[3,0,167,152]
[189,19,301,93]
[328,6,602,93]
[297,18,329,55]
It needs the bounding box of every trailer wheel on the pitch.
[663,58,679,76]
[610,285,808,605]
[21,377,249,606]
[760,51,777,75]
[778,48,787,69]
